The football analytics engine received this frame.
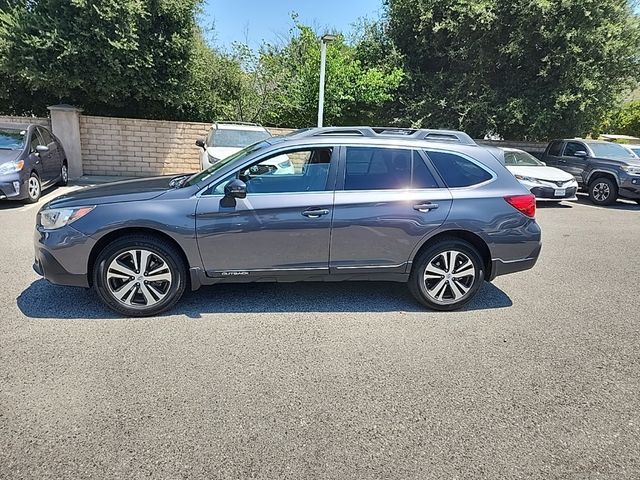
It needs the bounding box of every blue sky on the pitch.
[202,0,384,49]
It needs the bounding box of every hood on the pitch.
[507,165,575,182]
[591,156,640,168]
[46,176,177,209]
[206,146,241,161]
[0,149,23,165]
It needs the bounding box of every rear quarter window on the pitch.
[426,151,493,188]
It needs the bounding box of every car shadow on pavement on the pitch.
[536,202,573,209]
[17,279,512,320]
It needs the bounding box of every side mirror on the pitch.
[36,145,49,153]
[574,150,587,157]
[541,161,547,166]
[195,138,205,149]
[224,179,247,199]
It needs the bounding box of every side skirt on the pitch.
[188,267,408,291]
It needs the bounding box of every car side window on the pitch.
[563,142,586,157]
[38,127,53,145]
[343,147,438,190]
[548,141,563,156]
[211,147,334,195]
[426,150,493,188]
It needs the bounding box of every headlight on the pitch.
[621,165,640,176]
[0,160,24,175]
[39,206,95,230]
[514,174,540,183]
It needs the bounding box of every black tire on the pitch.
[24,172,41,204]
[409,238,485,311]
[588,177,617,206]
[57,161,69,186]
[93,235,187,317]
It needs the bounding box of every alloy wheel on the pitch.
[592,182,610,202]
[106,249,173,307]
[28,176,40,200]
[423,250,476,304]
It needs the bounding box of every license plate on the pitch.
[554,188,566,197]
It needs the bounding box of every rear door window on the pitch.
[343,147,439,190]
[547,141,563,156]
[426,151,493,188]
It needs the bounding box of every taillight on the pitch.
[504,194,536,218]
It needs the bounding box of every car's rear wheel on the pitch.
[57,161,68,186]
[24,173,41,203]
[93,235,187,317]
[409,239,485,311]
[588,177,617,206]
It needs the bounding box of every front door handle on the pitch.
[413,202,439,212]
[302,208,330,218]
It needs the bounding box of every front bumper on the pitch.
[619,174,640,200]
[0,173,27,200]
[530,186,578,201]
[33,224,95,287]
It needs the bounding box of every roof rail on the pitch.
[214,121,262,127]
[287,126,476,145]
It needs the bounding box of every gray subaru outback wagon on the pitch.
[34,127,541,317]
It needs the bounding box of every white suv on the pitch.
[196,122,294,173]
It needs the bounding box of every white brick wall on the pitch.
[79,115,295,177]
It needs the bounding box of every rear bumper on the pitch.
[490,238,542,280]
[491,255,539,279]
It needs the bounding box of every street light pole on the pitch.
[317,34,336,128]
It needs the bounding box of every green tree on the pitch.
[386,0,640,139]
[606,100,640,137]
[260,21,404,128]
[0,0,203,119]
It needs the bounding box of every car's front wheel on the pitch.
[24,172,41,203]
[588,177,617,206]
[409,239,485,311]
[93,235,187,317]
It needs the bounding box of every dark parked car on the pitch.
[0,123,68,203]
[542,139,640,205]
[34,127,541,317]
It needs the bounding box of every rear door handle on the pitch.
[302,208,330,218]
[413,203,439,212]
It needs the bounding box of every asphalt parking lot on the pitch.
[1,186,639,479]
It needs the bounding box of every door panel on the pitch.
[195,193,333,275]
[330,190,452,272]
[561,141,588,182]
[195,146,337,276]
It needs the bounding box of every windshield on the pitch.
[589,142,637,159]
[503,150,544,166]
[0,128,26,150]
[185,141,270,187]
[208,128,271,148]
